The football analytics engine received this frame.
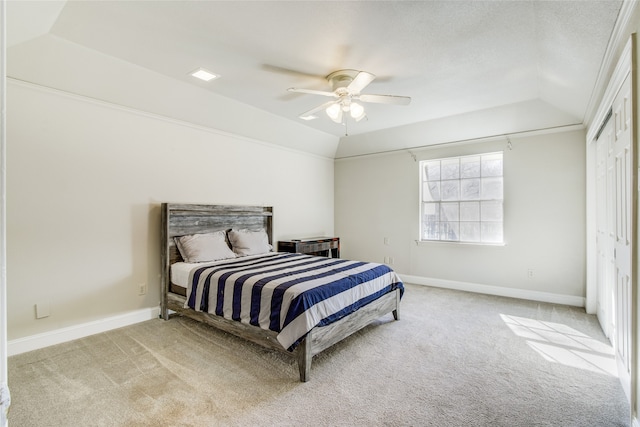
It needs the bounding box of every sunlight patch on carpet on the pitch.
[500,314,617,377]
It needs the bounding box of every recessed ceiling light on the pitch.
[190,68,219,82]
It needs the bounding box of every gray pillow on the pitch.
[228,229,271,256]
[175,231,236,263]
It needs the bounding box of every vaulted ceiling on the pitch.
[7,1,624,142]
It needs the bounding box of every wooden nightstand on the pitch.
[278,237,340,258]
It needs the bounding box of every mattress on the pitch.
[171,260,218,289]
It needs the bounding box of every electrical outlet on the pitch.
[389,257,394,265]
[35,302,50,319]
[527,269,534,279]
[138,283,147,295]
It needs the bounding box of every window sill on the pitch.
[415,240,506,247]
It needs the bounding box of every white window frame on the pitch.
[419,152,504,244]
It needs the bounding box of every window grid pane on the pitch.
[420,152,503,244]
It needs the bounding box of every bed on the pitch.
[160,203,404,381]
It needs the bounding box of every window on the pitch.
[420,152,503,243]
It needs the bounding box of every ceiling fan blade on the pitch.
[261,64,326,81]
[288,87,336,97]
[299,100,339,120]
[358,93,411,105]
[347,71,375,94]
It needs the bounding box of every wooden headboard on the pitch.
[160,203,273,301]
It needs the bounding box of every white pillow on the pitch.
[228,228,271,256]
[174,231,236,263]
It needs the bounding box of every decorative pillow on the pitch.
[228,228,271,256]
[174,231,236,263]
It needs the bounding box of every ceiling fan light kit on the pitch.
[288,69,411,126]
[349,102,365,121]
[326,103,342,122]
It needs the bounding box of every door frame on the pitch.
[0,1,8,426]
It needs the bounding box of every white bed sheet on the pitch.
[171,261,215,287]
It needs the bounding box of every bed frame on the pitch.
[160,203,400,382]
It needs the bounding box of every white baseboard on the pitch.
[400,275,586,308]
[8,306,161,356]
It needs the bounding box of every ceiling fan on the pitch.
[287,69,411,124]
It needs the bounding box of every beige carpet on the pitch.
[7,284,630,426]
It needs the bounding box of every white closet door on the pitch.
[612,73,633,403]
[596,112,615,339]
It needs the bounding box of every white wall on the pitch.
[336,128,586,304]
[6,80,335,341]
[5,27,339,346]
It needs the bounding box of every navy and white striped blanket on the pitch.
[184,252,404,350]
